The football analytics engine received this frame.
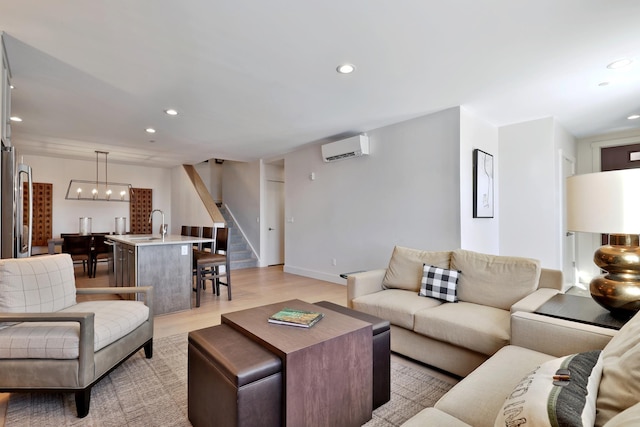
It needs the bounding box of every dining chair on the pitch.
[194,227,231,307]
[61,235,93,277]
[201,226,214,252]
[189,226,203,251]
[90,234,112,278]
[196,226,215,291]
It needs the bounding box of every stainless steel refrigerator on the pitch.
[1,144,32,258]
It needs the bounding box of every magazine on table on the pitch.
[268,307,324,328]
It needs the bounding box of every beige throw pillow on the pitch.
[451,249,540,310]
[382,246,451,292]
[595,311,640,426]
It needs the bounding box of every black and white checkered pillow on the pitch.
[419,264,460,302]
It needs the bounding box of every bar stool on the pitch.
[194,228,231,307]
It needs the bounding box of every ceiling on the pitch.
[2,1,640,167]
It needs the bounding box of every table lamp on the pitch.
[566,168,640,318]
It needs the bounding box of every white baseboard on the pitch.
[283,265,346,286]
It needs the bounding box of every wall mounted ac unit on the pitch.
[321,134,370,162]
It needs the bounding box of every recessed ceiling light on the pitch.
[628,114,640,120]
[9,85,14,89]
[10,116,22,122]
[607,59,633,69]
[336,63,356,74]
[164,109,178,116]
[145,128,156,134]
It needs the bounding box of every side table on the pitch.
[535,294,629,330]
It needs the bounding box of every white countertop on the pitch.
[106,234,213,246]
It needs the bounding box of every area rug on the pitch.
[5,334,454,427]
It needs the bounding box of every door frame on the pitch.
[560,150,576,291]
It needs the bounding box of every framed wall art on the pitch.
[473,149,494,218]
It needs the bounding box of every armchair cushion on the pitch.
[0,255,76,329]
[0,300,149,359]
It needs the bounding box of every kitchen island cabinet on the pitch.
[108,234,212,315]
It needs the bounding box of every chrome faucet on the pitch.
[149,209,167,238]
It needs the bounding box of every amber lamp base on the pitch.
[590,234,640,319]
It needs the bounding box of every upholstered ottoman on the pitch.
[188,324,282,427]
[314,300,391,409]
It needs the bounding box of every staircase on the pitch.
[219,205,258,270]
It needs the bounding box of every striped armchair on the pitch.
[0,254,153,417]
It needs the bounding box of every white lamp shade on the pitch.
[566,169,640,234]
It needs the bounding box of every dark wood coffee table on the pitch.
[535,293,629,330]
[221,299,373,427]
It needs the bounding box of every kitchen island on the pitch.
[107,234,212,315]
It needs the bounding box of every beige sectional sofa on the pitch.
[348,246,563,376]
[403,310,640,427]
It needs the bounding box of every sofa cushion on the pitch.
[352,289,441,330]
[402,407,472,427]
[595,310,640,426]
[435,345,554,427]
[451,249,541,310]
[0,254,76,329]
[419,264,460,303]
[0,300,149,359]
[603,402,640,426]
[494,350,603,427]
[413,302,510,356]
[382,246,451,292]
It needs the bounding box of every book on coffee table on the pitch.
[268,307,324,328]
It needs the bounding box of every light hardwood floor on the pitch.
[0,263,456,425]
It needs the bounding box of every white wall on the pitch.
[20,153,172,237]
[170,165,212,233]
[498,117,575,269]
[283,108,462,283]
[459,107,499,254]
[194,160,223,203]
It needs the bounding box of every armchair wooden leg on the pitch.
[144,339,153,359]
[75,387,91,418]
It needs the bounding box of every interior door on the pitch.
[266,180,284,266]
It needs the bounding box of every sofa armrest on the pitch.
[538,268,563,291]
[511,311,615,356]
[510,288,560,313]
[347,269,386,308]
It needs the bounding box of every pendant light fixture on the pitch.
[65,151,133,202]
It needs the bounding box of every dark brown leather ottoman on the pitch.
[188,324,282,427]
[314,300,391,409]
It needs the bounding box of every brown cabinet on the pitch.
[24,182,53,247]
[129,187,152,234]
